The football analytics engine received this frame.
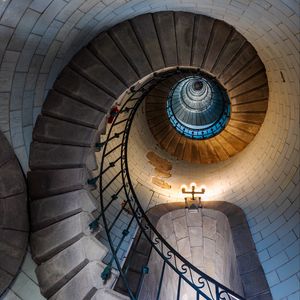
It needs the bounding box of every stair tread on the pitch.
[110,21,152,78]
[153,12,177,67]
[131,13,165,71]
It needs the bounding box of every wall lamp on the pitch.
[182,183,205,212]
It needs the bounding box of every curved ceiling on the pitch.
[0,1,299,299]
[145,64,268,164]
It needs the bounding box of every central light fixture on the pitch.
[182,183,205,212]
[166,74,231,140]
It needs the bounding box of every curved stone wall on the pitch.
[0,2,298,299]
[140,208,244,299]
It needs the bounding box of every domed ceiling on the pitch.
[145,17,269,164]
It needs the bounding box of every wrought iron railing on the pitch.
[89,67,245,300]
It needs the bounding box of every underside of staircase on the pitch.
[27,11,268,299]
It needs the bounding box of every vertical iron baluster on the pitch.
[216,286,220,300]
[177,276,181,300]
[156,260,166,300]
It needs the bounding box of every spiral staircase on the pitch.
[26,12,271,300]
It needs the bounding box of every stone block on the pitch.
[0,160,26,198]
[9,269,44,300]
[86,151,98,171]
[54,67,114,113]
[0,230,28,253]
[241,267,270,297]
[131,14,165,71]
[0,237,27,276]
[33,115,97,147]
[0,268,13,295]
[203,216,217,239]
[90,33,139,87]
[36,236,108,298]
[28,168,87,199]
[49,261,117,300]
[177,237,192,260]
[71,48,126,98]
[237,251,261,275]
[186,211,202,227]
[31,212,93,263]
[42,90,105,128]
[247,291,273,300]
[109,21,152,78]
[29,142,91,170]
[0,193,28,231]
[0,0,31,28]
[0,132,14,167]
[188,226,203,247]
[231,223,255,256]
[191,246,204,269]
[173,216,188,240]
[31,0,67,35]
[203,238,215,259]
[30,189,97,231]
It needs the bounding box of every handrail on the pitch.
[91,67,245,300]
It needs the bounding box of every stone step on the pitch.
[33,115,98,147]
[175,12,194,66]
[219,43,257,84]
[225,56,265,91]
[229,71,267,98]
[0,230,28,276]
[0,160,26,198]
[191,14,214,67]
[42,90,105,129]
[0,269,13,294]
[221,130,247,152]
[202,19,232,73]
[0,193,28,231]
[54,67,114,113]
[31,212,93,263]
[29,142,91,170]
[90,32,139,87]
[231,86,268,105]
[0,133,14,167]
[131,14,165,71]
[36,236,108,298]
[30,189,98,231]
[153,12,177,67]
[86,150,98,171]
[49,261,118,300]
[109,21,152,78]
[71,48,126,98]
[92,288,130,300]
[28,168,88,200]
[211,31,246,77]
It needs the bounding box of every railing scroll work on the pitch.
[88,68,245,300]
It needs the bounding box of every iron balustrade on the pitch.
[89,67,245,300]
